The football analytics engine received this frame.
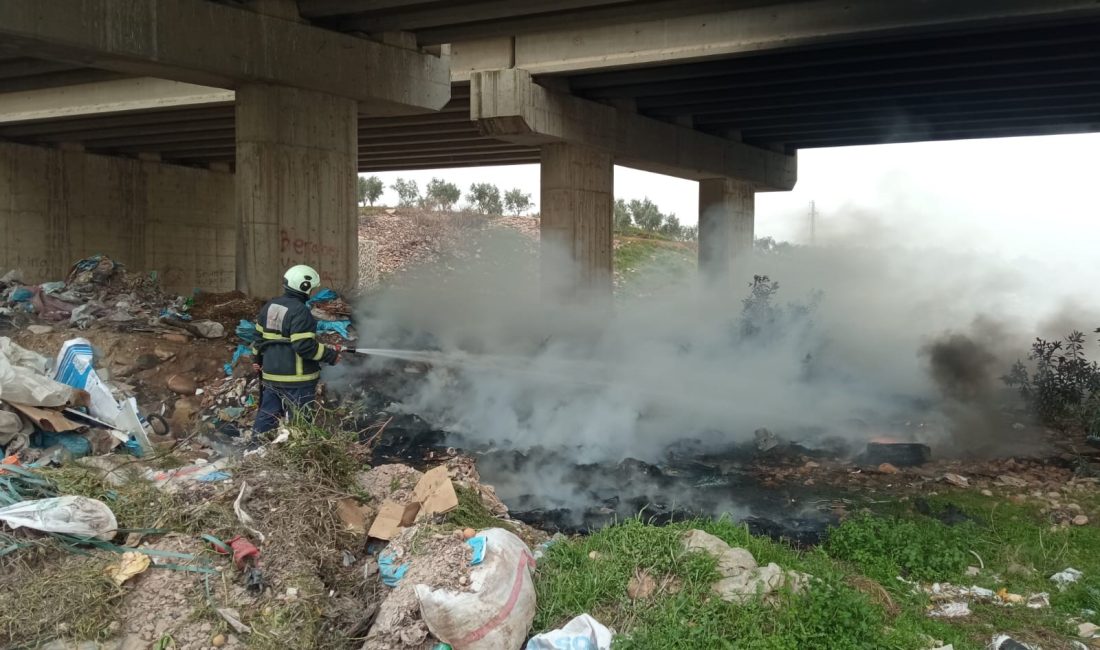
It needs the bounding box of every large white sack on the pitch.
[0,337,72,407]
[0,496,118,540]
[416,528,536,650]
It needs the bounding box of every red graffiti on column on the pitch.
[280,228,340,268]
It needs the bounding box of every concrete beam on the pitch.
[0,0,450,114]
[540,142,613,306]
[469,69,795,190]
[0,78,232,125]
[699,178,754,286]
[359,153,538,171]
[236,84,359,297]
[453,0,1100,76]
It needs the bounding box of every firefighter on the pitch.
[251,264,342,434]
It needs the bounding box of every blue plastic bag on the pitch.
[379,551,409,588]
[124,438,144,458]
[160,307,191,321]
[31,431,91,458]
[9,287,33,302]
[468,535,487,565]
[223,344,253,376]
[236,319,258,343]
[316,320,351,339]
[307,288,339,305]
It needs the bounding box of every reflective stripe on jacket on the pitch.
[251,290,337,385]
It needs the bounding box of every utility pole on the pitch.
[809,200,817,245]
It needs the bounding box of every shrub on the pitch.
[391,178,420,207]
[503,188,532,216]
[423,178,461,211]
[1003,329,1100,432]
[467,183,503,215]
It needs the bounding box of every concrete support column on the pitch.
[698,178,754,286]
[539,142,613,306]
[236,84,358,297]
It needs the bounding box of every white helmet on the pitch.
[283,264,320,295]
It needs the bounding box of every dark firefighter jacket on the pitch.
[252,290,338,386]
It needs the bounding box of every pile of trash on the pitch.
[1,336,161,464]
[0,256,225,338]
[348,462,539,649]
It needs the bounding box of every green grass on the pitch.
[533,491,1100,650]
[825,513,974,583]
[614,236,695,298]
[535,518,914,649]
[447,485,517,534]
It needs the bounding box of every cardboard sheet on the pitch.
[367,500,420,540]
[8,402,84,433]
[412,465,459,517]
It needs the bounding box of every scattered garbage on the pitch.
[53,337,153,452]
[216,607,251,635]
[906,579,1051,615]
[233,481,265,544]
[929,601,971,618]
[682,529,810,604]
[1079,622,1100,638]
[1050,567,1084,590]
[0,495,117,540]
[526,614,613,650]
[105,551,152,585]
[146,458,232,491]
[533,533,565,560]
[989,635,1040,650]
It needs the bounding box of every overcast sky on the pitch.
[367,132,1100,293]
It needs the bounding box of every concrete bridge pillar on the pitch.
[698,178,754,287]
[539,142,614,307]
[235,84,358,298]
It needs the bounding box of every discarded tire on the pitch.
[863,442,930,467]
[147,413,170,436]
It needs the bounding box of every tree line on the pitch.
[358,175,696,241]
[357,176,532,216]
[614,198,697,241]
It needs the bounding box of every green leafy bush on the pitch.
[825,515,972,583]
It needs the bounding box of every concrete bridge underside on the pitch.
[2,0,1099,300]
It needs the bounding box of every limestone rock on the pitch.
[681,528,809,606]
[167,374,197,395]
[682,530,757,577]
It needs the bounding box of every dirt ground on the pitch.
[4,208,1099,650]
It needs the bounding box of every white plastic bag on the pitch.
[526,614,613,650]
[0,337,73,407]
[416,528,536,650]
[0,496,118,540]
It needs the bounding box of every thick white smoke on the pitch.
[339,216,1095,464]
